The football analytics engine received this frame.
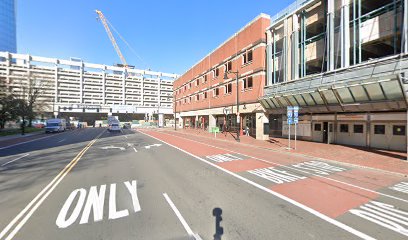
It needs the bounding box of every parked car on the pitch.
[45,118,66,133]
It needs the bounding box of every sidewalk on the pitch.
[164,128,408,175]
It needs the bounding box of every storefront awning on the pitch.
[260,78,407,112]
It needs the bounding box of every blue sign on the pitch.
[287,106,299,125]
[287,118,293,125]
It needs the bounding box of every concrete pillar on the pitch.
[292,14,300,80]
[283,19,288,82]
[341,0,350,68]
[122,71,126,105]
[403,0,408,53]
[266,30,273,86]
[209,114,216,130]
[327,0,335,71]
[256,112,269,140]
[80,62,84,103]
[102,67,106,104]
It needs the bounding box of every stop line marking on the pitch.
[1,154,30,167]
[390,182,408,194]
[350,201,408,237]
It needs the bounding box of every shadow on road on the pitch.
[213,207,223,240]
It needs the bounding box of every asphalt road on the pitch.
[0,128,407,240]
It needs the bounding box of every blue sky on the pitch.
[17,0,293,74]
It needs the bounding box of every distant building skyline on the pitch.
[0,0,17,53]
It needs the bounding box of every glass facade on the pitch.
[0,0,17,53]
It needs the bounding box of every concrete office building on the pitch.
[0,52,178,122]
[259,0,408,151]
[0,0,17,53]
[174,14,271,140]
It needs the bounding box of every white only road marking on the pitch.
[99,145,125,151]
[154,131,408,204]
[350,201,408,237]
[1,154,29,167]
[145,144,162,149]
[163,193,202,240]
[206,153,242,163]
[248,167,306,184]
[140,131,375,240]
[56,181,141,228]
[133,147,138,153]
[0,131,104,240]
[390,182,408,194]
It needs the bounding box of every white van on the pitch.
[45,118,67,133]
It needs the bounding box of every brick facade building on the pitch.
[174,14,271,140]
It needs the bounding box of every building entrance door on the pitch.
[323,122,328,143]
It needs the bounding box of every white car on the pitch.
[108,123,121,132]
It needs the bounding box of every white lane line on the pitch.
[0,131,104,240]
[157,131,408,204]
[163,193,201,239]
[58,139,66,143]
[133,147,138,153]
[1,154,30,167]
[141,131,375,240]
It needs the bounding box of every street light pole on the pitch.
[224,71,240,142]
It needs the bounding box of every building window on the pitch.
[243,49,253,64]
[213,68,220,78]
[393,125,406,136]
[189,96,192,103]
[340,124,349,133]
[203,75,207,84]
[214,88,219,97]
[195,79,199,87]
[195,95,199,101]
[189,82,192,89]
[226,83,232,94]
[374,125,385,134]
[225,61,232,72]
[353,124,364,133]
[314,123,321,131]
[204,92,207,99]
[244,76,253,90]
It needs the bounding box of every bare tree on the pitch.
[0,77,19,129]
[18,72,51,127]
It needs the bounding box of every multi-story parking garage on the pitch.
[0,52,178,123]
[259,0,408,151]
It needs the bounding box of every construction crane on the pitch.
[95,10,128,67]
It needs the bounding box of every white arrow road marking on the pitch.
[127,143,134,147]
[100,146,125,151]
[1,154,30,167]
[144,144,162,149]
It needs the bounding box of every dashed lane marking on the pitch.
[1,154,30,167]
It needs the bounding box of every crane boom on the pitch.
[95,10,128,67]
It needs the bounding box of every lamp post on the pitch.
[224,70,240,142]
